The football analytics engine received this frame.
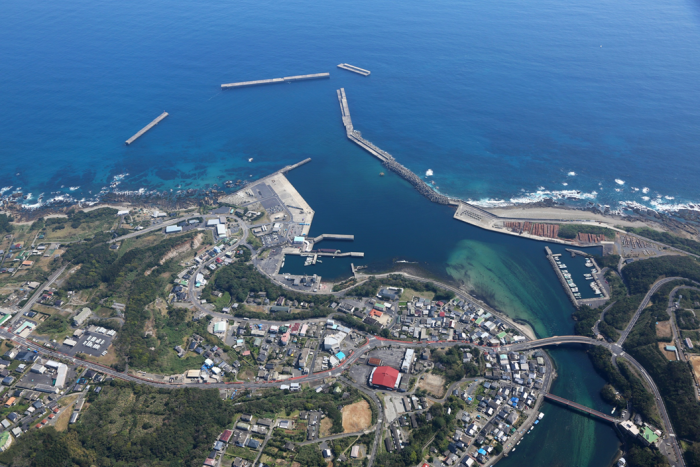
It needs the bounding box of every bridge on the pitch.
[507,335,605,351]
[544,393,619,423]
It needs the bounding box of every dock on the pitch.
[221,73,330,89]
[125,112,168,145]
[337,63,370,76]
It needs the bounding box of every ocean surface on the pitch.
[5,0,698,464]
[2,0,700,212]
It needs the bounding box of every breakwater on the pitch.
[222,73,329,89]
[337,63,370,76]
[125,111,168,145]
[337,88,455,206]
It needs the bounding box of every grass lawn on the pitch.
[400,288,435,302]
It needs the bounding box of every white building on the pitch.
[73,308,92,326]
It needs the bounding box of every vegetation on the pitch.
[205,262,334,306]
[587,347,657,422]
[604,295,644,330]
[625,440,670,467]
[0,214,13,233]
[593,254,621,269]
[375,398,466,467]
[557,224,616,240]
[349,275,454,302]
[623,256,700,295]
[624,227,700,257]
[35,314,70,337]
[624,281,700,442]
[60,231,200,370]
[432,346,480,383]
[0,381,234,467]
[332,277,358,292]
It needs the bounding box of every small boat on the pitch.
[248,158,254,162]
[538,412,545,420]
[611,407,616,415]
[379,172,385,176]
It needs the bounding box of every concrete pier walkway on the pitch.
[125,112,168,145]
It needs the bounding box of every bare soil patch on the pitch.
[319,417,333,437]
[342,400,372,433]
[160,233,204,264]
[657,342,677,361]
[656,321,672,339]
[690,356,700,386]
[417,373,447,398]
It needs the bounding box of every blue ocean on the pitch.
[2,0,700,212]
[2,0,698,465]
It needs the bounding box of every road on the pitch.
[10,264,69,326]
[617,277,689,346]
[592,300,616,336]
[108,217,187,243]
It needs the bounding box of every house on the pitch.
[232,430,249,447]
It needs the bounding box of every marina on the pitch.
[221,73,330,89]
[337,63,371,76]
[545,246,609,307]
[125,111,168,145]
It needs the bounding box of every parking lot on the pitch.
[61,330,115,357]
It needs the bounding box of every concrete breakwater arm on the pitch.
[125,111,168,145]
[336,88,455,205]
[337,63,371,76]
[222,73,329,89]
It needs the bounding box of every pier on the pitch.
[337,63,371,76]
[125,112,168,145]
[221,73,329,89]
[280,158,311,174]
[566,248,592,258]
[545,246,580,308]
[336,88,455,205]
[544,393,618,423]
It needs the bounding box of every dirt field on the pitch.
[319,417,333,437]
[690,356,700,386]
[342,400,372,433]
[656,321,673,339]
[657,342,677,361]
[417,373,447,398]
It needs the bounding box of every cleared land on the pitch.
[342,400,372,433]
[417,373,446,398]
[657,342,677,361]
[319,417,333,437]
[690,356,700,386]
[656,321,673,339]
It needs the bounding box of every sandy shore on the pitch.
[485,205,656,230]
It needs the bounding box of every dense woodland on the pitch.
[557,223,616,240]
[0,382,234,467]
[0,214,13,233]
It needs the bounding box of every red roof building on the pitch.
[220,429,233,443]
[370,366,401,390]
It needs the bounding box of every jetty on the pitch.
[337,63,371,76]
[221,73,330,89]
[125,112,168,145]
[336,88,455,206]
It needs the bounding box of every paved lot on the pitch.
[61,331,114,357]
